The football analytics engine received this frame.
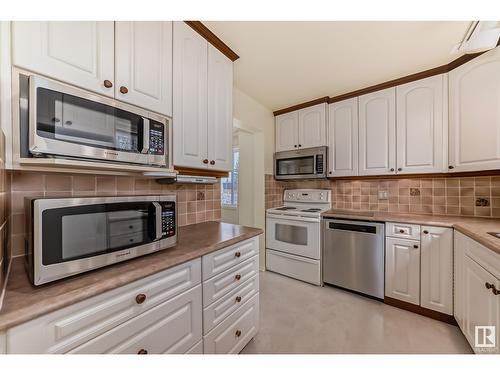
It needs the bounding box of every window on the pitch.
[221,149,239,208]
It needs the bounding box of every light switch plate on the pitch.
[378,190,388,200]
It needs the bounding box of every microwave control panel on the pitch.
[149,121,165,155]
[161,201,176,237]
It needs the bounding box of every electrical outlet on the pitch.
[378,190,388,200]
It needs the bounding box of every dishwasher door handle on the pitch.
[326,221,379,234]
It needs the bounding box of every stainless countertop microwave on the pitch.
[274,146,327,180]
[25,195,177,285]
[17,73,172,168]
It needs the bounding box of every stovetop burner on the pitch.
[275,206,297,211]
[301,208,322,212]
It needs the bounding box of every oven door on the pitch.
[266,214,320,259]
[28,75,168,166]
[32,196,165,285]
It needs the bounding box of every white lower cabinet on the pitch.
[186,340,204,354]
[454,231,500,354]
[385,237,421,305]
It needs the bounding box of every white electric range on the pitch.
[265,189,331,285]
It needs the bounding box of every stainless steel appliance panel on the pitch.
[274,146,327,180]
[323,219,385,299]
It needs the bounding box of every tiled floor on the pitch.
[242,271,472,354]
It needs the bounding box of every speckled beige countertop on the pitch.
[322,209,500,255]
[0,221,263,331]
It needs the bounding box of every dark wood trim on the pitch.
[184,21,239,62]
[174,166,229,178]
[273,96,329,116]
[384,296,457,326]
[328,169,500,181]
[272,49,489,115]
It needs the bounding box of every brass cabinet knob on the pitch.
[399,229,405,233]
[137,349,148,354]
[235,296,242,303]
[413,245,418,249]
[103,80,113,88]
[235,330,242,337]
[120,86,129,94]
[397,168,402,172]
[448,165,454,170]
[203,159,209,164]
[493,288,500,295]
[135,293,146,304]
[210,160,215,165]
[390,168,395,172]
[486,282,495,290]
[298,144,302,147]
[235,274,241,281]
[235,251,241,258]
[423,230,429,234]
[294,145,298,148]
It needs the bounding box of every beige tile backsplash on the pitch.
[265,174,500,218]
[9,171,222,257]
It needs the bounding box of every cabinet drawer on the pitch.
[386,222,421,240]
[203,292,259,354]
[6,259,201,353]
[202,237,259,281]
[203,256,259,308]
[203,275,259,334]
[70,285,202,354]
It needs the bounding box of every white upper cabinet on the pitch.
[12,21,115,97]
[420,226,453,315]
[449,46,500,172]
[115,22,173,116]
[328,98,358,177]
[173,22,209,170]
[358,87,396,175]
[207,45,233,171]
[396,74,448,174]
[297,103,327,149]
[275,112,299,152]
[275,103,327,152]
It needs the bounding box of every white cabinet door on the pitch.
[396,74,448,174]
[275,112,299,152]
[385,237,420,305]
[449,47,500,172]
[462,255,499,353]
[454,231,466,330]
[12,21,114,96]
[207,45,233,171]
[173,22,208,169]
[115,21,172,116]
[358,88,396,175]
[420,226,453,314]
[298,103,327,149]
[328,98,358,177]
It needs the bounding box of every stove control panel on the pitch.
[284,189,331,203]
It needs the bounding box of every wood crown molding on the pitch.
[184,21,239,62]
[328,169,500,181]
[273,50,486,116]
[174,166,229,178]
[273,96,329,117]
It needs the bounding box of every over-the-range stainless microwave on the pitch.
[274,146,327,180]
[16,73,171,167]
[25,195,177,285]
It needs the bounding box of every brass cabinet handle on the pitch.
[235,274,241,281]
[235,296,242,303]
[137,349,148,354]
[235,330,242,337]
[203,159,209,164]
[103,80,113,88]
[399,229,405,233]
[210,160,215,165]
[135,293,146,304]
[120,86,129,94]
[235,251,241,258]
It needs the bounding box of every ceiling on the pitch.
[204,21,472,111]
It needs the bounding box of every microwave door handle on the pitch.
[141,118,150,154]
[152,202,163,240]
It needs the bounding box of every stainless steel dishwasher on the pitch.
[323,218,385,299]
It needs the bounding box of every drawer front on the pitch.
[203,256,259,308]
[203,275,259,334]
[203,293,259,354]
[70,285,202,354]
[202,237,259,281]
[185,340,203,354]
[7,259,201,354]
[386,222,421,240]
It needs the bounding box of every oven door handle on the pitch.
[266,214,320,223]
[141,118,150,154]
[152,202,163,240]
